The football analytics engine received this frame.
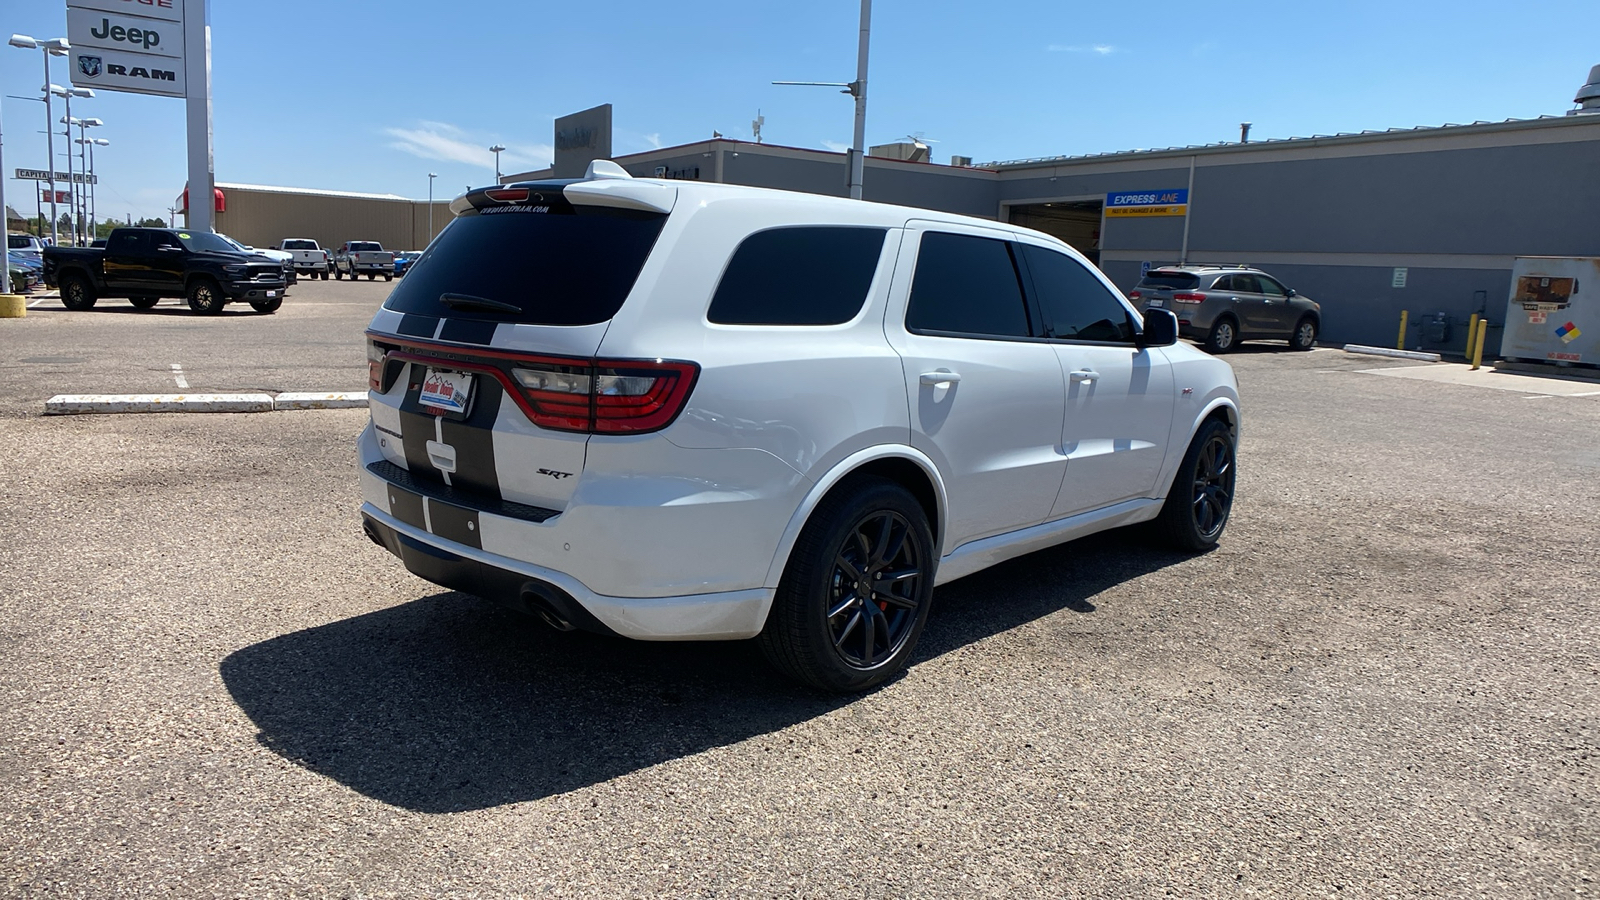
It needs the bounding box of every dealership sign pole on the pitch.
[68,0,213,231]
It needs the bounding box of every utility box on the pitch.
[1423,312,1452,344]
[1501,257,1600,367]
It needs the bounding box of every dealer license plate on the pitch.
[267,290,277,298]
[1147,299,1164,307]
[420,368,474,415]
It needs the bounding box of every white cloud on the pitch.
[644,132,663,149]
[821,140,850,153]
[1047,44,1117,55]
[383,122,553,171]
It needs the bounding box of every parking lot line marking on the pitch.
[45,394,277,415]
[26,297,50,308]
[171,364,189,389]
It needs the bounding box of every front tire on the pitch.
[383,274,392,281]
[1204,317,1238,354]
[186,278,226,315]
[60,273,97,310]
[1152,418,1237,551]
[129,295,159,310]
[249,296,283,314]
[334,268,344,280]
[758,476,936,693]
[1289,316,1318,351]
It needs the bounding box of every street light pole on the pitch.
[427,172,437,245]
[9,36,70,244]
[772,0,873,200]
[54,88,91,243]
[489,144,505,183]
[79,136,106,239]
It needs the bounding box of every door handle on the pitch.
[1069,369,1099,383]
[919,371,961,386]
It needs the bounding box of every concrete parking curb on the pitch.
[273,392,369,410]
[44,392,369,415]
[1342,344,1442,362]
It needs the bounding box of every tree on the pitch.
[134,217,166,228]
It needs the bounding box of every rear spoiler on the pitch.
[448,160,676,217]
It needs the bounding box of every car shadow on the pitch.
[221,530,1192,812]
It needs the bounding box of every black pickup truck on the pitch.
[43,227,292,314]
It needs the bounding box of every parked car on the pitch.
[335,241,394,281]
[218,234,296,285]
[357,164,1241,692]
[8,233,45,260]
[90,238,107,248]
[278,238,331,280]
[392,250,422,277]
[8,258,39,294]
[43,227,290,314]
[1127,265,1321,353]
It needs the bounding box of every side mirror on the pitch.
[1285,288,1297,298]
[1139,308,1179,347]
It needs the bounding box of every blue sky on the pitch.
[3,0,1595,225]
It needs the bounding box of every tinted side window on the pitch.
[1255,274,1287,296]
[1231,274,1262,293]
[1020,245,1135,343]
[708,227,886,325]
[906,232,1031,337]
[106,231,146,254]
[150,232,180,251]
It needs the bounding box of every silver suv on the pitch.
[1129,266,1321,353]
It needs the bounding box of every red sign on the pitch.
[41,189,71,203]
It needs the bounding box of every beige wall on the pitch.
[208,187,453,253]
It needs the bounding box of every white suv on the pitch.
[358,161,1240,692]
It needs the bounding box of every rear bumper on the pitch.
[360,503,775,641]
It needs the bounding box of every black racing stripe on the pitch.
[438,318,498,345]
[426,498,482,550]
[439,376,504,501]
[382,482,427,532]
[396,367,440,478]
[396,314,440,338]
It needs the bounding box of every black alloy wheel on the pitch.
[186,278,226,315]
[1152,418,1236,551]
[60,273,97,310]
[759,476,936,692]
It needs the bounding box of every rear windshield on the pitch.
[383,205,667,326]
[282,239,317,250]
[8,235,39,249]
[349,242,384,252]
[1137,272,1199,290]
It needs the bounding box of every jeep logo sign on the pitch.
[68,7,183,59]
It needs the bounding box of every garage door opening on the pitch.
[1007,200,1103,264]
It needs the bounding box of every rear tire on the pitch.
[249,296,283,314]
[60,273,97,310]
[186,278,226,315]
[1289,316,1318,351]
[758,476,936,693]
[129,295,159,310]
[367,273,376,281]
[334,269,344,280]
[1151,418,1237,551]
[1204,317,1238,354]
[320,270,329,281]
[384,274,392,281]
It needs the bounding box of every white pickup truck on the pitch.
[278,238,331,280]
[334,241,394,281]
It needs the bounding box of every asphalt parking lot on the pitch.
[1,284,1596,897]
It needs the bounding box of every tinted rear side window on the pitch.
[708,227,886,325]
[384,207,667,326]
[1137,273,1199,290]
[1020,245,1135,343]
[905,232,1032,338]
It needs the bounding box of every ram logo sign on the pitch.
[69,48,184,97]
[78,55,102,77]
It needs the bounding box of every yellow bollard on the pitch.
[1471,318,1488,370]
[1397,310,1409,350]
[0,294,25,318]
[1465,313,1480,359]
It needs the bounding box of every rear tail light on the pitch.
[484,187,530,203]
[367,339,385,390]
[509,358,698,434]
[1128,289,1143,300]
[1172,291,1207,304]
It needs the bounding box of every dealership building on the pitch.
[200,69,1600,354]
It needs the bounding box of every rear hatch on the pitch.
[365,179,680,516]
[1130,270,1200,308]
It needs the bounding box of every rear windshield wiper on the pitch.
[439,293,521,314]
